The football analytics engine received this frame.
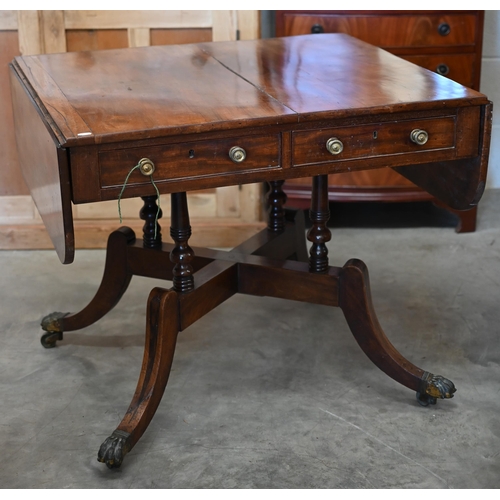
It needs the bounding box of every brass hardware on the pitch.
[436,63,450,76]
[438,23,451,36]
[311,24,324,34]
[410,129,429,146]
[229,146,246,163]
[138,158,155,176]
[326,137,344,155]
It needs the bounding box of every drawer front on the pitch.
[401,54,475,88]
[281,13,477,48]
[292,117,456,167]
[99,134,280,188]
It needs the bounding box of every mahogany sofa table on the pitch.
[10,34,492,469]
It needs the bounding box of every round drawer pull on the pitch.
[326,137,344,155]
[436,64,450,76]
[410,129,429,146]
[229,146,246,163]
[438,23,451,36]
[311,24,325,34]
[138,158,155,176]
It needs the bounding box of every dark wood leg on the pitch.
[453,206,477,233]
[170,192,194,293]
[432,201,477,233]
[339,258,456,406]
[39,191,456,468]
[40,227,136,347]
[140,195,162,248]
[252,181,307,262]
[97,287,180,468]
[307,175,331,273]
[267,180,287,232]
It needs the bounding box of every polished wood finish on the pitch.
[267,180,287,232]
[339,259,425,391]
[292,116,457,166]
[9,65,74,264]
[98,134,280,192]
[13,34,491,468]
[277,12,479,52]
[307,175,331,274]
[10,34,488,262]
[98,287,180,468]
[0,10,263,253]
[169,192,195,293]
[275,10,485,232]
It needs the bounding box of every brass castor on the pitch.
[40,311,68,348]
[416,392,437,407]
[417,372,456,407]
[40,330,63,348]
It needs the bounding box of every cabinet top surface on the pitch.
[11,34,488,147]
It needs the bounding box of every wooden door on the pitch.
[0,10,264,251]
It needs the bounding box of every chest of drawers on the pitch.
[275,10,485,232]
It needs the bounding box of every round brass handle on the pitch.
[438,23,451,36]
[326,137,344,155]
[229,146,246,163]
[311,24,325,34]
[138,158,155,176]
[410,129,429,146]
[436,63,450,76]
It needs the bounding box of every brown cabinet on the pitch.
[275,10,485,232]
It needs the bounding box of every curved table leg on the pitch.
[40,227,136,347]
[98,287,179,469]
[339,258,456,406]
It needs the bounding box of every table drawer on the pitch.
[282,13,477,48]
[292,117,456,167]
[99,134,280,188]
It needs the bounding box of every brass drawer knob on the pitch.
[138,158,155,176]
[436,63,450,76]
[326,137,344,155]
[410,129,429,146]
[229,146,246,163]
[311,24,325,34]
[438,23,451,36]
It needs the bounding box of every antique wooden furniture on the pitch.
[275,10,485,233]
[10,34,492,469]
[0,10,262,251]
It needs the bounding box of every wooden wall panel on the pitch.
[0,30,26,195]
[66,29,129,52]
[150,28,212,46]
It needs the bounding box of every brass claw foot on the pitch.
[97,430,131,469]
[416,372,456,407]
[40,312,69,348]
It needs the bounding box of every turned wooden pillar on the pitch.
[140,195,162,249]
[267,180,287,232]
[169,192,195,293]
[307,175,331,273]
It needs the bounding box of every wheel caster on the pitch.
[40,311,68,348]
[40,331,63,348]
[417,372,456,406]
[416,391,437,407]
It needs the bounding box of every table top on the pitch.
[12,34,487,147]
[10,34,492,265]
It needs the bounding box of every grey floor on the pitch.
[1,191,500,489]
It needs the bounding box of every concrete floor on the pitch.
[1,191,500,489]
